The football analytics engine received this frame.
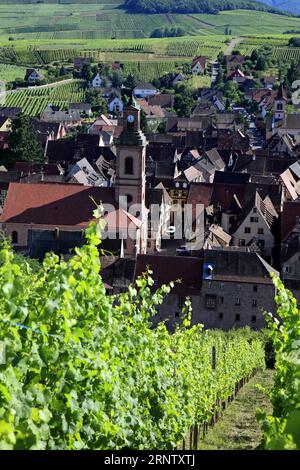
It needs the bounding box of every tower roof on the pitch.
[128,95,141,110]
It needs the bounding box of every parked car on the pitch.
[176,245,190,256]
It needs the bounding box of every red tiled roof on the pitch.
[227,69,245,79]
[187,182,214,208]
[192,56,206,68]
[211,183,246,211]
[135,254,203,295]
[112,62,122,70]
[11,162,61,175]
[0,183,116,226]
[252,88,277,105]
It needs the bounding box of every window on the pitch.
[53,227,59,240]
[257,228,264,235]
[219,297,224,304]
[251,315,257,323]
[277,103,283,111]
[147,241,151,248]
[235,298,241,306]
[205,294,217,310]
[239,239,245,247]
[126,194,133,204]
[250,217,259,223]
[253,285,258,292]
[178,296,185,308]
[0,190,7,206]
[219,313,223,320]
[220,283,224,290]
[284,266,291,273]
[12,231,18,244]
[125,156,134,175]
[235,314,240,322]
[253,208,257,213]
[244,227,251,234]
[252,299,257,307]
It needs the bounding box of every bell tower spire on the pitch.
[115,97,148,254]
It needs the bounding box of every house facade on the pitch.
[92,73,103,88]
[230,198,277,263]
[135,249,278,331]
[25,68,43,85]
[191,56,206,75]
[108,97,124,114]
[133,82,159,99]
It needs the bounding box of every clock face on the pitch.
[127,114,135,123]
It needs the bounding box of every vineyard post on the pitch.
[212,346,216,370]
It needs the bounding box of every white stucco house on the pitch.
[191,56,206,75]
[108,97,124,114]
[133,82,159,99]
[25,68,43,84]
[92,73,103,88]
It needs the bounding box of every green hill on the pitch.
[124,0,287,15]
[260,1,300,15]
[0,2,300,40]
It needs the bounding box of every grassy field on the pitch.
[0,62,26,82]
[198,369,274,450]
[0,4,300,41]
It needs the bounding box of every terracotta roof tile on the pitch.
[0,183,116,226]
[135,255,203,296]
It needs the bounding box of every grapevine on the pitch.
[0,211,265,450]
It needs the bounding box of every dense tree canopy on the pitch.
[124,0,286,15]
[7,114,44,166]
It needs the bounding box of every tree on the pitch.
[256,56,266,71]
[140,109,147,132]
[250,50,259,62]
[289,37,300,48]
[157,120,167,133]
[285,60,300,90]
[8,114,44,166]
[174,83,196,117]
[222,81,244,107]
[85,89,108,113]
[59,66,67,77]
[111,70,124,88]
[124,73,137,91]
[81,64,93,82]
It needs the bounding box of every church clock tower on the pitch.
[115,98,148,254]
